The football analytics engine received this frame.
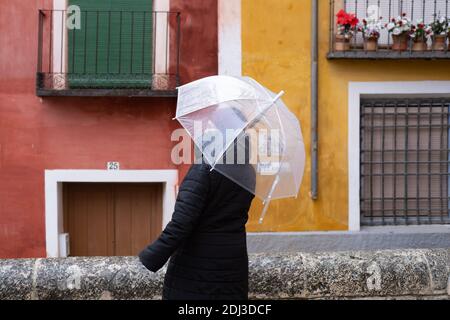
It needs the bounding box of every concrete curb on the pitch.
[0,249,448,300]
[247,226,450,253]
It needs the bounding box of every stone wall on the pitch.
[0,249,448,300]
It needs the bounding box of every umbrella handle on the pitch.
[259,199,271,224]
[258,175,280,224]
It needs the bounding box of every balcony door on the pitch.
[68,0,153,88]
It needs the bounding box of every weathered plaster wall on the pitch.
[242,0,450,232]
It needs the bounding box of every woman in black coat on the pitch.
[138,144,256,300]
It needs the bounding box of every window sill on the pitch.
[36,88,178,97]
[327,51,450,60]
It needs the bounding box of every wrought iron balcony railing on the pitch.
[37,9,180,96]
[328,0,450,59]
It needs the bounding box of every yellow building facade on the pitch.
[240,0,450,232]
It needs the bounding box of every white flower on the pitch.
[387,22,395,31]
[439,16,446,24]
[393,27,402,35]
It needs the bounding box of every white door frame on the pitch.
[45,169,178,257]
[348,81,450,231]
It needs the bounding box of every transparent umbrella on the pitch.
[175,75,305,223]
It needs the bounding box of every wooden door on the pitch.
[114,183,162,255]
[63,183,162,256]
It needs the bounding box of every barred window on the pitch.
[360,98,450,225]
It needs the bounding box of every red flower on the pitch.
[336,9,346,23]
[337,9,346,17]
[336,9,359,27]
[350,14,359,27]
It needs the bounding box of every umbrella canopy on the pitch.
[175,75,305,223]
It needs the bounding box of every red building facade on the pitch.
[0,0,218,258]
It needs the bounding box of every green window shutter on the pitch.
[68,0,153,88]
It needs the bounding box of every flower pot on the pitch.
[391,33,409,51]
[335,34,352,51]
[412,39,427,52]
[363,37,378,51]
[432,35,447,51]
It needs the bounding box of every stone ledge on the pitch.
[0,249,448,300]
[247,226,450,253]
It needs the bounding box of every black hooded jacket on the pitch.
[139,160,255,300]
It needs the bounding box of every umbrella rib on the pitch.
[174,97,261,119]
[209,91,285,170]
[259,175,280,224]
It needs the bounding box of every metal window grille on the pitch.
[329,0,450,55]
[360,98,450,225]
[344,0,449,45]
[37,9,181,94]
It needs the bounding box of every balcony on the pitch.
[328,0,450,60]
[37,9,180,97]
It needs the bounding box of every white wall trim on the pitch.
[218,0,242,76]
[348,81,450,231]
[45,169,178,258]
[154,0,170,76]
[53,0,68,89]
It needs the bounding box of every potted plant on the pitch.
[335,9,359,51]
[386,13,412,51]
[409,19,431,51]
[448,19,450,50]
[429,15,448,51]
[358,17,383,51]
